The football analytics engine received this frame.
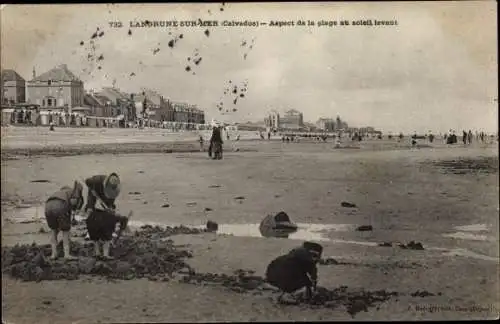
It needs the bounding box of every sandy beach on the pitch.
[1,127,499,323]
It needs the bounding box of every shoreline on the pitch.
[2,138,496,161]
[2,205,498,264]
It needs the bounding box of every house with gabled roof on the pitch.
[134,88,174,122]
[1,69,26,105]
[98,87,136,121]
[83,91,113,117]
[26,64,84,112]
[170,100,205,125]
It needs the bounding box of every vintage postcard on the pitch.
[1,1,498,322]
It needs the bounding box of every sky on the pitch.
[1,2,498,133]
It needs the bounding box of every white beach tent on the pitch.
[1,108,14,126]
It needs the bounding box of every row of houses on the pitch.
[264,109,305,130]
[264,109,347,132]
[315,116,349,132]
[263,109,380,136]
[1,65,205,126]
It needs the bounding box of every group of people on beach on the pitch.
[443,130,493,145]
[45,172,129,261]
[44,162,323,303]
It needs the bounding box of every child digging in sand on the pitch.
[266,241,323,303]
[84,172,129,260]
[44,181,84,260]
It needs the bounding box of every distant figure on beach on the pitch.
[462,130,467,145]
[44,181,84,260]
[447,130,458,144]
[428,132,434,143]
[84,173,128,260]
[208,126,223,158]
[334,137,341,148]
[268,132,271,140]
[49,121,55,131]
[199,135,204,151]
[467,130,473,144]
[266,241,323,303]
[398,133,404,142]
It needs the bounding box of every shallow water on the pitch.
[4,206,498,263]
[442,232,493,242]
[441,223,495,242]
[454,223,489,232]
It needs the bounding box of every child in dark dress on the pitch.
[266,241,323,302]
[84,173,128,259]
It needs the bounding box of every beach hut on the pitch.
[39,111,51,126]
[1,108,14,126]
[71,107,91,125]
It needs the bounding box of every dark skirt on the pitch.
[266,255,312,293]
[45,199,72,231]
[86,210,118,241]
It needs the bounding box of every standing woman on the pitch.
[208,126,223,157]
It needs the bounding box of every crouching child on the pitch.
[84,172,128,260]
[44,181,84,260]
[265,241,323,303]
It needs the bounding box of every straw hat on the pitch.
[103,173,121,200]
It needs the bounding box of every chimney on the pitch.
[32,66,36,79]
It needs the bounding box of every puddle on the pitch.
[216,223,357,241]
[440,248,498,262]
[6,209,498,263]
[442,232,494,242]
[126,221,355,242]
[426,246,498,261]
[453,224,488,232]
[442,223,495,242]
[328,239,379,247]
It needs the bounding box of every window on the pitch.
[48,80,52,86]
[47,98,53,106]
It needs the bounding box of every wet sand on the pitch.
[1,129,499,322]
